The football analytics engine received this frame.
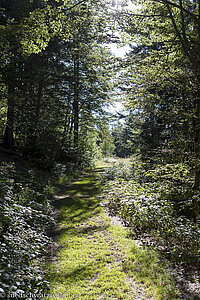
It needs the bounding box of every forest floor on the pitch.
[46,163,193,300]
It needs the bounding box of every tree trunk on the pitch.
[35,75,44,128]
[29,74,44,152]
[73,54,79,153]
[192,93,200,223]
[3,85,14,150]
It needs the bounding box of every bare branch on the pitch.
[109,7,169,18]
[67,0,88,11]
[151,0,200,24]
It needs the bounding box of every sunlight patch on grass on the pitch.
[47,219,134,299]
[46,169,180,300]
[124,243,180,299]
[108,226,180,299]
[94,159,110,169]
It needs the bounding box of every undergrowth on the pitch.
[0,162,55,298]
[0,156,97,299]
[102,158,200,261]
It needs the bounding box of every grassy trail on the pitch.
[46,167,178,300]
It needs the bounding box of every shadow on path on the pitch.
[51,168,105,239]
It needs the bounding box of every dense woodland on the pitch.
[1,0,200,298]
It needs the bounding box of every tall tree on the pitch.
[0,0,114,165]
[116,0,200,220]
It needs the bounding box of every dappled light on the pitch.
[1,0,200,298]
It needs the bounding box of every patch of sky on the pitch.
[106,101,124,114]
[105,101,128,128]
[103,1,141,119]
[109,43,130,58]
[111,0,140,10]
[106,0,141,57]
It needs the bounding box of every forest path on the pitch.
[46,167,153,300]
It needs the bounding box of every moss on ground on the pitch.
[46,169,180,300]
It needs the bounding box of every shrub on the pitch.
[0,163,55,298]
[104,161,200,258]
[101,162,132,181]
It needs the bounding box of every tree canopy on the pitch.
[1,1,200,298]
[0,0,116,165]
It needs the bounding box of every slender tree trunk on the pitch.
[73,53,79,152]
[63,106,70,140]
[30,74,44,152]
[35,75,44,128]
[3,85,15,150]
[192,92,200,223]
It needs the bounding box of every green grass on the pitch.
[94,159,110,169]
[94,157,132,169]
[46,167,180,300]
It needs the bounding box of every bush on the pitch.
[104,161,200,259]
[0,163,55,298]
[101,162,132,181]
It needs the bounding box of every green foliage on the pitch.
[78,126,102,166]
[0,0,114,167]
[98,122,115,157]
[20,5,72,56]
[112,112,139,158]
[103,159,200,259]
[117,0,200,168]
[102,161,132,181]
[0,162,55,297]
